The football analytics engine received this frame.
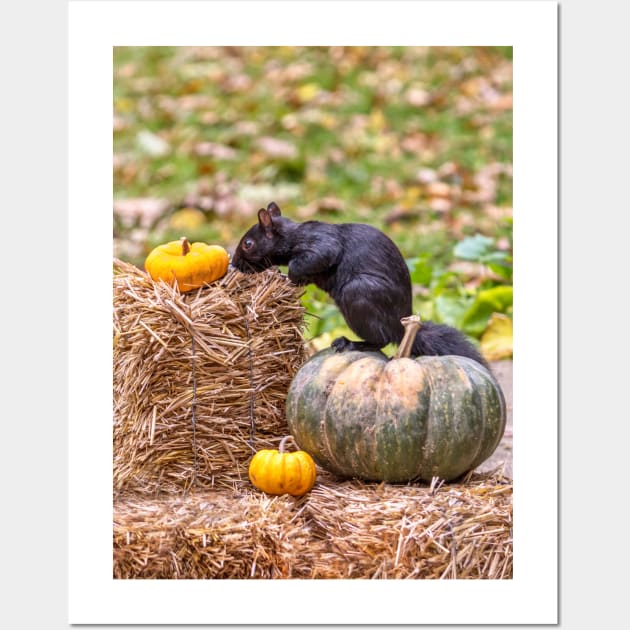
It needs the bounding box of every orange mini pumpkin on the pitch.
[144,237,229,292]
[248,436,317,497]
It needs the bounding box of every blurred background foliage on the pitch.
[114,46,513,359]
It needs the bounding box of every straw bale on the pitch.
[113,469,512,579]
[113,258,306,495]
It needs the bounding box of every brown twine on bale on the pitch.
[113,258,306,496]
[113,468,512,579]
[190,336,198,485]
[243,317,256,452]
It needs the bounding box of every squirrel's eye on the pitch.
[242,238,254,252]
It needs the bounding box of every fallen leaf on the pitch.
[489,93,513,112]
[168,207,206,232]
[297,196,346,219]
[296,82,321,103]
[480,313,513,361]
[237,182,301,203]
[405,87,430,107]
[399,186,422,210]
[193,142,237,160]
[136,130,170,157]
[416,167,438,184]
[428,197,453,212]
[368,109,387,132]
[114,198,171,229]
[255,137,298,159]
[425,181,452,198]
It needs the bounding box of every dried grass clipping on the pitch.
[113,258,306,495]
[113,469,512,579]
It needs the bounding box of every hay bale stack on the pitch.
[113,470,512,579]
[113,258,306,495]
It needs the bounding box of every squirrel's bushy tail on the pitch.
[410,320,490,370]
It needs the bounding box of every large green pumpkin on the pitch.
[286,316,506,483]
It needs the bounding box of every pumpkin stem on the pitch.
[180,237,190,256]
[395,315,422,359]
[279,435,296,453]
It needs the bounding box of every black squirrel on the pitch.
[231,202,489,369]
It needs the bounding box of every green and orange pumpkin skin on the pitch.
[286,347,506,483]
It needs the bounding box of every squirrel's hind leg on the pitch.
[331,278,407,351]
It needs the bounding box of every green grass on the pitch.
[114,46,513,350]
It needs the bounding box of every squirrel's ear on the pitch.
[257,208,274,236]
[267,201,282,217]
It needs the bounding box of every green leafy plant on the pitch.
[302,232,512,358]
[408,233,513,347]
[453,233,512,282]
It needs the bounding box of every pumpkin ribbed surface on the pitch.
[286,348,506,483]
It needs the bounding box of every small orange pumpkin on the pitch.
[248,436,317,497]
[144,237,229,292]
